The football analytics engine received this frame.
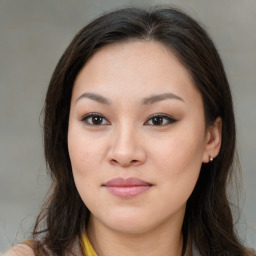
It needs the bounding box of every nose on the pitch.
[107,125,146,168]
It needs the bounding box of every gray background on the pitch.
[0,0,255,252]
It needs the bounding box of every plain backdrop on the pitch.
[0,0,255,252]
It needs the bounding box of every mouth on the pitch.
[103,177,153,199]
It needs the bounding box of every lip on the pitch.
[103,177,153,199]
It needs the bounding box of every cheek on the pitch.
[68,130,98,194]
[152,132,204,171]
[68,128,103,172]
[157,149,202,212]
[68,133,100,208]
[150,127,205,197]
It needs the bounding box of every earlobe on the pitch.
[202,117,222,163]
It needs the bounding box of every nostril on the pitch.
[110,159,118,165]
[110,158,139,166]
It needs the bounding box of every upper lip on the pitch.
[104,177,152,187]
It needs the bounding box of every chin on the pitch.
[107,219,155,235]
[95,210,167,235]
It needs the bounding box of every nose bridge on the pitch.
[109,120,145,166]
[112,121,137,154]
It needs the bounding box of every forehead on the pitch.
[72,40,201,105]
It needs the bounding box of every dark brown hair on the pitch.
[32,6,255,256]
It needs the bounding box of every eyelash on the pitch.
[81,113,177,126]
[144,114,177,126]
[81,113,110,126]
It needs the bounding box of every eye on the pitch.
[81,113,110,126]
[145,114,177,126]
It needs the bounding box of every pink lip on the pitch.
[103,177,152,198]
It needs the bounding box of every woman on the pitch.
[5,6,255,256]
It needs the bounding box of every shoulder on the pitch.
[3,244,35,256]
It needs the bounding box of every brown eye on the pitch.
[81,113,110,126]
[145,114,177,126]
[91,116,103,125]
[152,116,164,125]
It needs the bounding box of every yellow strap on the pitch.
[81,233,97,256]
[23,240,34,246]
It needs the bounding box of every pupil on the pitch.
[153,117,163,125]
[92,116,102,125]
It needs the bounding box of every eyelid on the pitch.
[81,112,110,125]
[144,113,177,126]
[80,112,176,126]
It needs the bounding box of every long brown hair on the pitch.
[32,6,255,256]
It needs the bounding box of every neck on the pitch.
[87,217,184,256]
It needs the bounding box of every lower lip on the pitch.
[105,185,151,198]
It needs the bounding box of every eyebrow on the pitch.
[75,93,111,105]
[75,92,184,105]
[142,93,184,105]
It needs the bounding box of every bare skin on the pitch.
[68,41,222,256]
[5,40,221,256]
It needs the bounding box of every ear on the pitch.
[202,117,222,163]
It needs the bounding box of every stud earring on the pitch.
[209,156,214,162]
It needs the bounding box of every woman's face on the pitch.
[68,41,214,234]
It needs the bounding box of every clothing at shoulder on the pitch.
[4,236,84,256]
[3,244,35,256]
